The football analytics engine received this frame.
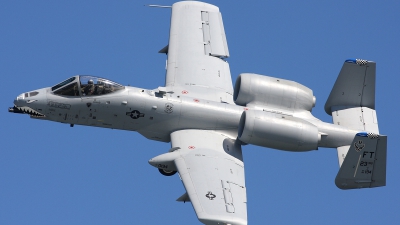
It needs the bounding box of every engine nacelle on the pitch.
[234,73,316,112]
[238,110,320,151]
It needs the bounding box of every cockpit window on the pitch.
[51,77,76,91]
[51,75,124,97]
[29,91,39,97]
[80,76,124,96]
[54,82,80,96]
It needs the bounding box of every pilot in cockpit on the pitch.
[84,79,95,95]
[95,80,104,95]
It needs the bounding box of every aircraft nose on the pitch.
[10,88,48,117]
[14,93,27,107]
[13,89,46,106]
[13,92,29,108]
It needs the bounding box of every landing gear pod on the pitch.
[149,151,180,176]
[158,169,177,176]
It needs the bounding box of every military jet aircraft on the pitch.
[9,1,386,225]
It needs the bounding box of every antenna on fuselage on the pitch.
[145,4,171,8]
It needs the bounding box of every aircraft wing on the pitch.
[171,130,247,225]
[162,1,234,104]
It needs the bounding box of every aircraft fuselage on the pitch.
[11,82,357,151]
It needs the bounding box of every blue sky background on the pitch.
[1,1,399,224]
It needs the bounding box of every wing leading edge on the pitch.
[171,130,247,225]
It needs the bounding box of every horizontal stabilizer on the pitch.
[335,132,387,189]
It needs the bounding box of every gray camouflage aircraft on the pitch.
[9,1,386,225]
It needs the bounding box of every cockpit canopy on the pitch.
[51,75,124,97]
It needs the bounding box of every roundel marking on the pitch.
[205,191,216,200]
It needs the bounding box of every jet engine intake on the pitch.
[238,110,319,151]
[234,73,316,112]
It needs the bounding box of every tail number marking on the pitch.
[362,151,375,158]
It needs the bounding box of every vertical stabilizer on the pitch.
[335,132,387,189]
[325,59,376,116]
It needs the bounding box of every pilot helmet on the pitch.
[88,79,94,85]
